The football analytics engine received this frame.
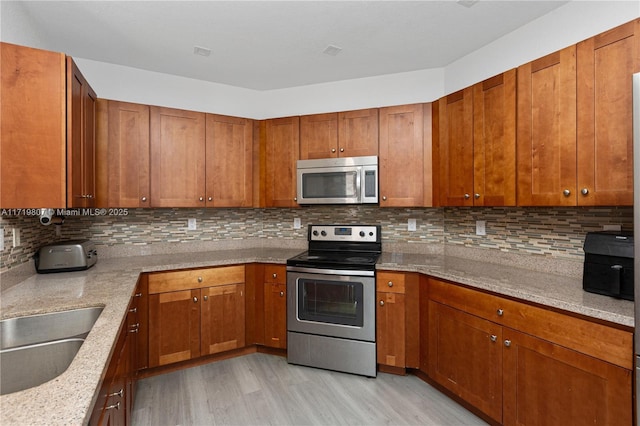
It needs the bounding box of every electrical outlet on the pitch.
[603,224,621,232]
[12,228,20,247]
[293,218,301,229]
[407,218,417,231]
[476,220,486,236]
[188,218,197,230]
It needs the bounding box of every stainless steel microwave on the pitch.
[296,156,378,204]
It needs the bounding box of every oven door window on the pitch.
[301,171,358,199]
[298,278,364,327]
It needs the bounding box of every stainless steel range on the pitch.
[287,224,381,377]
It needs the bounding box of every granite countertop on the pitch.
[0,247,634,425]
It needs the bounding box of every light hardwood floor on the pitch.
[132,353,487,426]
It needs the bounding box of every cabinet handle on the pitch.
[272,273,277,279]
[129,307,137,313]
[198,277,203,283]
[105,402,121,411]
[464,193,470,200]
[134,293,142,298]
[340,148,344,152]
[279,291,284,297]
[497,309,504,316]
[490,335,497,342]
[379,300,385,306]
[193,297,198,303]
[141,196,147,202]
[199,197,204,202]
[203,295,208,301]
[563,189,571,197]
[581,188,589,196]
[504,339,512,347]
[382,196,387,201]
[107,389,123,398]
[208,197,213,201]
[474,193,480,199]
[331,148,336,153]
[387,281,393,288]
[129,324,139,333]
[294,197,297,202]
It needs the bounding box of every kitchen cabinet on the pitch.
[576,18,639,206]
[378,103,433,207]
[149,106,206,207]
[95,100,150,208]
[147,265,245,367]
[205,113,253,207]
[299,108,378,159]
[262,117,300,207]
[67,57,97,208]
[376,271,420,371]
[1,42,66,208]
[434,71,516,206]
[263,265,287,349]
[428,277,632,425]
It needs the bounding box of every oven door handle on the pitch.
[286,266,375,277]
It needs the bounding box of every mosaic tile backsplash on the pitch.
[0,206,632,272]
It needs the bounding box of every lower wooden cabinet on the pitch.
[263,265,287,349]
[428,277,633,425]
[147,265,246,367]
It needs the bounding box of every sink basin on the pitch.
[0,307,104,395]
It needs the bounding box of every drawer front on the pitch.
[377,271,406,294]
[428,278,633,369]
[264,264,286,284]
[148,265,245,294]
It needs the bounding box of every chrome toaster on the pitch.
[34,240,97,273]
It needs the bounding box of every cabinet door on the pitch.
[517,46,577,206]
[97,100,150,208]
[264,281,287,349]
[67,57,97,208]
[577,19,640,206]
[502,329,632,426]
[338,108,379,157]
[150,106,205,207]
[148,289,200,367]
[428,301,503,423]
[201,284,246,355]
[376,291,405,367]
[300,113,338,159]
[379,103,425,207]
[437,88,474,206]
[205,114,253,207]
[1,43,66,208]
[473,70,517,206]
[264,117,300,207]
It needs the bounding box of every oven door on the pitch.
[287,267,375,342]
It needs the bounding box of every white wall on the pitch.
[2,1,639,119]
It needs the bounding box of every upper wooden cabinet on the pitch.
[96,100,150,208]
[1,43,66,208]
[576,18,640,206]
[379,103,432,207]
[149,106,206,207]
[205,114,253,207]
[435,71,516,207]
[262,117,300,207]
[67,57,97,208]
[299,108,378,159]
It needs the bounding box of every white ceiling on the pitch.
[12,1,570,90]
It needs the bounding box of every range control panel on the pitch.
[308,225,379,243]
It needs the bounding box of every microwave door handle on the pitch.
[611,264,623,297]
[356,169,362,202]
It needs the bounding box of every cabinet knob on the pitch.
[504,339,512,347]
[497,309,504,316]
[563,189,571,197]
[193,297,198,303]
[331,148,336,153]
[379,300,385,306]
[129,307,137,313]
[279,291,284,297]
[474,193,480,199]
[208,197,213,201]
[105,402,121,411]
[134,293,142,298]
[340,148,344,152]
[129,323,139,333]
[199,197,204,202]
[107,388,124,398]
[581,188,589,196]
[464,193,470,200]
[382,196,387,201]
[294,197,297,202]
[272,273,277,279]
[198,277,203,283]
[490,335,497,342]
[387,281,393,288]
[203,295,208,301]
[141,196,147,202]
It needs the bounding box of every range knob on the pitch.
[369,232,374,236]
[359,231,365,237]
[321,230,327,236]
[312,230,319,236]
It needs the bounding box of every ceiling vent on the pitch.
[323,45,343,56]
[193,46,212,57]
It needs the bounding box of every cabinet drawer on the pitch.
[377,271,406,293]
[428,278,633,369]
[148,265,245,294]
[264,265,286,284]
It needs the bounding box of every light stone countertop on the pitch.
[0,247,634,425]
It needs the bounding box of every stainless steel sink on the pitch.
[0,306,104,395]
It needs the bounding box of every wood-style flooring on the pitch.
[132,353,487,426]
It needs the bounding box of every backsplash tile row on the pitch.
[1,206,632,272]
